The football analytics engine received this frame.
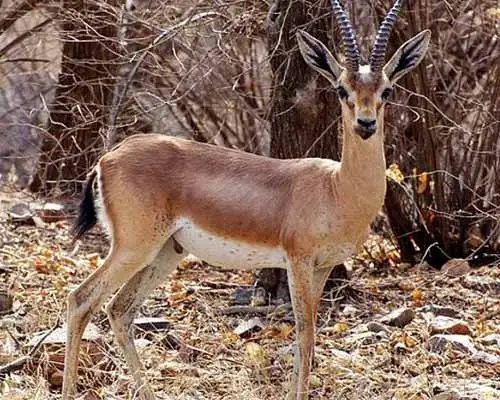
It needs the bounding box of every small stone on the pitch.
[342,305,359,317]
[477,333,500,346]
[441,258,471,277]
[366,321,389,333]
[29,323,102,346]
[8,203,33,224]
[309,374,322,389]
[345,331,379,345]
[429,316,473,336]
[134,317,171,332]
[28,323,104,370]
[428,334,476,354]
[0,290,13,314]
[134,338,152,349]
[234,317,265,338]
[433,381,500,400]
[420,304,460,318]
[432,391,460,400]
[251,287,267,307]
[380,307,415,328]
[471,351,499,365]
[230,287,253,306]
[461,275,499,292]
[35,202,66,223]
[49,369,64,387]
[330,349,353,362]
[398,262,412,272]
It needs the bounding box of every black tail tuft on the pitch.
[72,170,98,242]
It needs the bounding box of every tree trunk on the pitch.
[30,0,119,195]
[258,0,341,299]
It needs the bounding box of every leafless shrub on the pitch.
[376,0,500,264]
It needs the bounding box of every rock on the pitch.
[380,307,415,328]
[0,290,13,314]
[398,262,412,272]
[477,333,500,346]
[471,351,499,365]
[309,374,322,389]
[229,287,252,306]
[134,317,171,332]
[27,323,104,371]
[134,338,152,349]
[342,305,359,317]
[428,316,473,336]
[441,259,471,277]
[432,391,460,400]
[366,321,389,333]
[8,203,33,224]
[251,286,267,307]
[330,348,354,362]
[49,369,64,387]
[29,323,102,346]
[461,275,499,292]
[433,381,500,400]
[34,202,66,223]
[233,317,265,338]
[420,304,460,318]
[428,334,476,354]
[345,331,382,346]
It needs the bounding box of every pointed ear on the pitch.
[296,30,343,85]
[383,30,431,84]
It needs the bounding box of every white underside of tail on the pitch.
[173,218,288,270]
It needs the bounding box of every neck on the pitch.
[337,114,387,200]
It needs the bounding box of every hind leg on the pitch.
[14,156,35,189]
[62,243,164,400]
[0,152,13,187]
[106,238,186,400]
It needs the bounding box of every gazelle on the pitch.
[62,1,430,399]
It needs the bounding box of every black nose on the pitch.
[357,119,376,130]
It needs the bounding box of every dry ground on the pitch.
[0,193,499,400]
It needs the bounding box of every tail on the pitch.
[72,169,98,243]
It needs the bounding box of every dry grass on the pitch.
[0,198,498,400]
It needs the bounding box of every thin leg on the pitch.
[61,244,162,400]
[106,238,185,400]
[0,153,13,187]
[311,267,333,320]
[287,260,315,400]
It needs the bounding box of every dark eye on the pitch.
[381,88,393,101]
[337,86,349,100]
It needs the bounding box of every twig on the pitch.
[0,317,61,375]
[477,306,500,323]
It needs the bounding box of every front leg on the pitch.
[286,260,315,400]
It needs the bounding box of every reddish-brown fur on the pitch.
[62,22,430,400]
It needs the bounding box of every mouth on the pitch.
[354,126,376,140]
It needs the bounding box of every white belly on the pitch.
[173,219,288,270]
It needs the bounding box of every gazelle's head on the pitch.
[297,0,430,140]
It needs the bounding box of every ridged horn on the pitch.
[370,0,404,73]
[331,0,360,72]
